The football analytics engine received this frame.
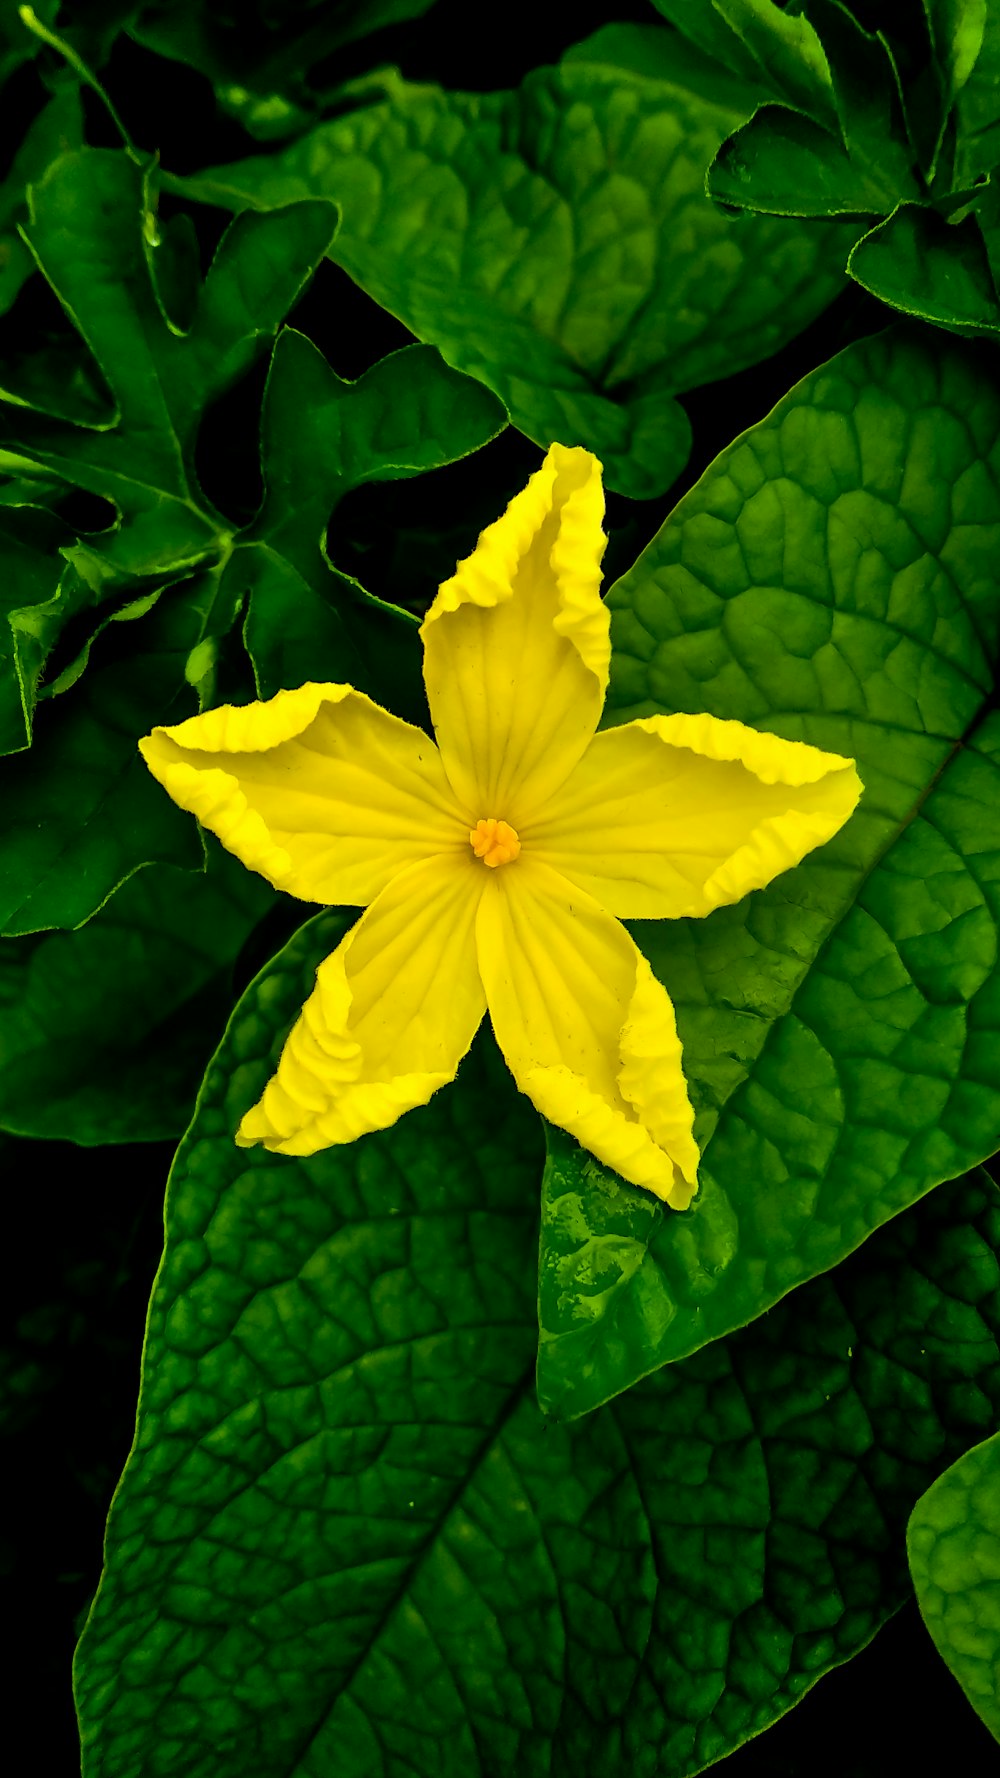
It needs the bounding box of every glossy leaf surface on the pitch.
[73,901,1000,1775]
[538,324,1000,1418]
[171,50,851,497]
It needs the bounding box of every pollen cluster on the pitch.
[470,817,521,868]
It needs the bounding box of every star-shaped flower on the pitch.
[139,444,861,1209]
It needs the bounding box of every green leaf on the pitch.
[239,328,505,711]
[923,0,987,108]
[0,500,75,753]
[0,145,503,930]
[538,323,1000,1419]
[560,20,771,114]
[4,148,337,576]
[169,55,852,498]
[710,0,839,125]
[0,836,274,1143]
[709,102,894,216]
[908,1426,1000,1744]
[651,0,837,126]
[0,85,83,318]
[848,201,1000,334]
[72,900,1000,1775]
[0,581,210,936]
[955,0,1000,179]
[0,0,57,85]
[708,3,922,222]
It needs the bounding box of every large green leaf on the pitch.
[168,48,852,498]
[537,323,1000,1419]
[0,837,273,1144]
[72,901,1000,1775]
[908,1427,1000,1744]
[0,147,503,931]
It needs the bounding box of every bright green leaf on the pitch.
[169,55,852,498]
[0,836,274,1143]
[72,900,1000,1775]
[848,201,1000,335]
[923,0,988,104]
[0,0,57,86]
[710,0,839,125]
[955,0,1000,179]
[908,1426,1000,1744]
[651,0,837,126]
[538,324,1000,1419]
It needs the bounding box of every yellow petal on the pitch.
[138,681,469,905]
[420,442,609,824]
[528,712,862,919]
[237,852,487,1154]
[476,856,699,1207]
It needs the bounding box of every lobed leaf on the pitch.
[168,48,852,498]
[908,1426,1000,1743]
[0,147,503,930]
[3,148,337,575]
[239,327,505,712]
[538,323,1000,1418]
[73,901,1000,1776]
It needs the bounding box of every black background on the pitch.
[3,1,999,1771]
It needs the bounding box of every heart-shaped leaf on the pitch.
[73,903,1000,1776]
[538,322,1000,1419]
[170,50,852,498]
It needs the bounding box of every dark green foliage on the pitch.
[171,43,852,496]
[659,0,1000,335]
[0,5,997,1770]
[73,906,1000,1776]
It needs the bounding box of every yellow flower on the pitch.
[139,444,861,1209]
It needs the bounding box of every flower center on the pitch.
[470,817,521,868]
